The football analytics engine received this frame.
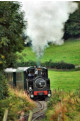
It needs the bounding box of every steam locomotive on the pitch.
[26,66,51,98]
[5,66,51,99]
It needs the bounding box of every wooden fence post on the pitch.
[58,112,62,121]
[28,110,33,121]
[3,109,8,121]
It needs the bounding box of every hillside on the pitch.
[16,39,80,65]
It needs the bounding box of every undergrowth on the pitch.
[45,90,80,121]
[0,87,35,121]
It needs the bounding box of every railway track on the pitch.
[22,100,47,121]
[32,101,47,121]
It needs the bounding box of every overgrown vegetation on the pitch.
[0,88,35,121]
[45,90,80,121]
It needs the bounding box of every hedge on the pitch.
[17,60,75,70]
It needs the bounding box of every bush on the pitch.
[0,72,8,99]
[17,60,75,70]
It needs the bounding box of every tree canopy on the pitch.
[64,2,80,40]
[0,1,26,69]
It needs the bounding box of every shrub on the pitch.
[0,72,9,99]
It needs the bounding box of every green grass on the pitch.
[49,70,80,91]
[17,39,80,65]
[42,39,80,65]
[16,47,36,63]
[16,39,80,91]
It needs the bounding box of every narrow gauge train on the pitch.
[5,66,51,99]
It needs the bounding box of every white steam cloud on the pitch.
[21,1,78,59]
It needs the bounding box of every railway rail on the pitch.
[32,101,47,121]
[21,100,47,121]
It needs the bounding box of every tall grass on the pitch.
[0,87,35,121]
[9,87,35,105]
[46,90,80,121]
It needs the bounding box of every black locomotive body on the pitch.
[5,66,51,99]
[26,67,51,98]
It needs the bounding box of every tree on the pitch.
[0,1,26,99]
[0,1,26,69]
[64,2,80,40]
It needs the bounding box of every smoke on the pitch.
[21,1,78,61]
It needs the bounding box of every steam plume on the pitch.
[21,1,78,61]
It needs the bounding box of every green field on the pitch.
[49,70,80,91]
[16,39,80,91]
[17,39,80,65]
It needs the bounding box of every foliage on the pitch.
[0,72,8,99]
[0,1,26,69]
[64,2,80,39]
[0,1,26,107]
[0,88,35,121]
[46,90,80,121]
[0,55,6,69]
